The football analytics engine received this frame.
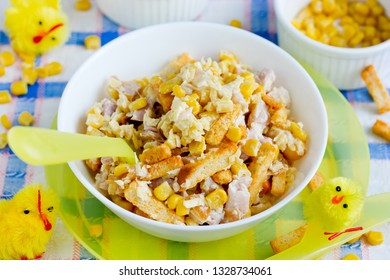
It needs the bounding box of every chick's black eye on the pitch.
[51,37,56,41]
[343,204,348,209]
[38,20,43,25]
[336,186,341,192]
[24,210,30,214]
[48,206,54,212]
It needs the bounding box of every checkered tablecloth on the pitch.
[1,0,389,260]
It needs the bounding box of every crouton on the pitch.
[177,141,238,189]
[248,142,279,205]
[124,180,185,225]
[205,105,241,145]
[270,225,308,254]
[139,143,172,164]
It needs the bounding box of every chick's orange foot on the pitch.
[324,226,364,241]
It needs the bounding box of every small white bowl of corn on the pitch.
[274,0,390,90]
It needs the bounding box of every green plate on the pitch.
[45,64,370,260]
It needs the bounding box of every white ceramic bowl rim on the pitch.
[58,21,327,237]
[274,0,390,58]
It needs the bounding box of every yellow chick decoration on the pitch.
[304,177,365,240]
[4,0,70,61]
[0,184,59,260]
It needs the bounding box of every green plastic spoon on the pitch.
[7,126,137,166]
[267,192,390,260]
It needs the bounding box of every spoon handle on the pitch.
[7,126,136,165]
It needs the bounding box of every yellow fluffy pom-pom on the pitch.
[304,177,364,232]
[4,0,70,60]
[0,184,58,260]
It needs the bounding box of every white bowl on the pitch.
[274,0,390,90]
[57,22,327,242]
[95,0,210,29]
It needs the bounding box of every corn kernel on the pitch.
[289,122,307,142]
[172,85,186,98]
[130,97,147,111]
[341,24,358,41]
[352,13,366,25]
[0,51,15,67]
[88,224,103,238]
[0,67,5,77]
[10,81,28,96]
[310,0,323,14]
[219,50,238,62]
[349,31,365,47]
[1,114,12,129]
[305,23,319,40]
[84,35,101,50]
[253,84,264,95]
[22,67,38,85]
[159,77,181,94]
[242,138,260,157]
[324,25,339,37]
[342,253,360,260]
[340,15,354,26]
[226,126,242,142]
[361,41,371,48]
[231,162,245,175]
[189,138,206,156]
[153,181,173,201]
[381,31,390,41]
[364,231,384,246]
[0,90,12,104]
[45,62,63,76]
[371,37,382,46]
[113,163,131,177]
[329,36,346,47]
[184,94,201,115]
[206,188,228,210]
[176,199,189,216]
[347,236,361,244]
[74,0,91,11]
[167,194,182,210]
[334,2,348,17]
[354,2,370,16]
[0,133,7,149]
[365,17,377,26]
[371,4,384,16]
[381,22,390,32]
[229,19,242,28]
[322,0,336,15]
[363,26,377,40]
[240,71,255,81]
[18,111,34,126]
[36,67,49,78]
[314,15,334,31]
[378,15,389,27]
[240,81,257,100]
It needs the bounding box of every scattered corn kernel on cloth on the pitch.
[1,0,390,260]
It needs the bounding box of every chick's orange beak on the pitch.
[40,213,52,231]
[33,23,64,44]
[332,195,344,204]
[37,189,52,231]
